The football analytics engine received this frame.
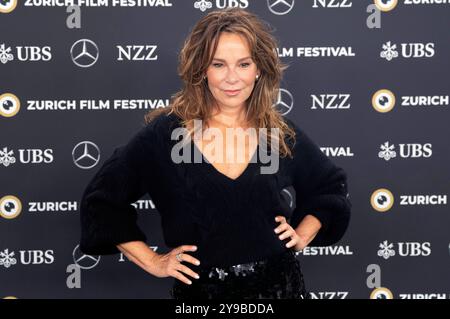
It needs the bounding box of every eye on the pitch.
[241,63,251,68]
[212,63,223,68]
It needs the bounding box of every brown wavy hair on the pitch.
[144,7,296,158]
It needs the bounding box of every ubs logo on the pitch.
[194,0,249,12]
[0,43,52,63]
[380,41,435,61]
[0,249,55,266]
[0,147,54,165]
[378,141,432,160]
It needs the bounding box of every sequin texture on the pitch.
[170,249,310,299]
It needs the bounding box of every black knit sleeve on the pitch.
[286,119,352,247]
[79,123,157,256]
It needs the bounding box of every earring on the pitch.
[256,74,259,81]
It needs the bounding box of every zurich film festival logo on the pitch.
[372,89,395,113]
[72,141,101,169]
[0,195,22,219]
[374,0,397,12]
[370,287,394,299]
[371,188,394,212]
[374,0,448,11]
[0,93,20,117]
[193,0,249,12]
[0,0,18,13]
[372,89,448,110]
[70,39,99,68]
[371,188,447,212]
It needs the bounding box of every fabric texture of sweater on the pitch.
[79,112,352,268]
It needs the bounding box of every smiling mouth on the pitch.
[223,89,241,95]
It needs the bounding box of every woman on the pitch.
[79,8,351,299]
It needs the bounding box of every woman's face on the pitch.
[205,32,260,112]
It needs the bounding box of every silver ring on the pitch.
[175,253,183,262]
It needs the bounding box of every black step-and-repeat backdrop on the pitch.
[1,0,449,299]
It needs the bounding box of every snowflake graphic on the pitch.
[378,142,396,161]
[380,41,399,61]
[0,44,14,65]
[0,147,16,167]
[0,249,17,268]
[377,241,396,260]
[194,0,212,12]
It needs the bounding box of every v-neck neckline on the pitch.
[191,139,259,184]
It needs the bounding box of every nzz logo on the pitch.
[117,45,158,61]
[312,0,353,8]
[309,292,349,299]
[311,94,351,110]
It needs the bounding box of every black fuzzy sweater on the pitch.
[79,112,352,268]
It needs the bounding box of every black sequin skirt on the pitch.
[170,249,310,299]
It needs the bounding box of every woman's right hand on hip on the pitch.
[147,245,201,285]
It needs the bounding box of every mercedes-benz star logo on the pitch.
[73,245,101,270]
[273,88,294,115]
[70,39,99,68]
[72,141,101,169]
[267,0,295,15]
